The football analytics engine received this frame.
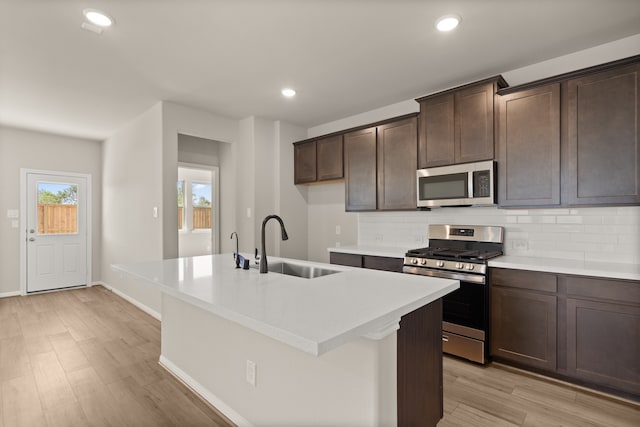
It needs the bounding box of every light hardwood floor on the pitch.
[0,285,637,426]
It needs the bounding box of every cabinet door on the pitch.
[491,286,557,371]
[564,63,640,205]
[317,135,344,181]
[418,94,455,168]
[294,140,316,184]
[344,127,377,211]
[566,298,640,395]
[377,117,418,210]
[455,82,496,163]
[498,84,561,206]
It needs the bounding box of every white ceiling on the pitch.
[1,0,639,140]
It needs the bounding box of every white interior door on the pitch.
[26,172,88,293]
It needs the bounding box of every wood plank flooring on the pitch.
[0,285,233,427]
[1,285,638,426]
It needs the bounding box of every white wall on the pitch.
[275,121,309,261]
[101,103,164,313]
[178,133,220,166]
[305,34,640,264]
[236,117,257,253]
[0,126,102,296]
[162,102,238,259]
[253,117,278,257]
[307,183,358,263]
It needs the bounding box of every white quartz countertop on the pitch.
[328,245,640,281]
[112,254,458,356]
[327,245,409,258]
[488,256,640,281]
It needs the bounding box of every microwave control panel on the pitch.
[473,170,491,197]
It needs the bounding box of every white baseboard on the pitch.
[0,290,20,298]
[159,355,253,427]
[95,281,161,320]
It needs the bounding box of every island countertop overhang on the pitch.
[112,254,459,356]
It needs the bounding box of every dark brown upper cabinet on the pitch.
[294,140,317,184]
[416,76,507,168]
[497,56,640,208]
[417,93,454,167]
[344,126,378,211]
[316,135,344,181]
[376,117,418,210]
[294,135,344,185]
[563,62,640,206]
[344,115,418,211]
[498,83,561,207]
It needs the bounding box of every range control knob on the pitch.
[466,264,475,270]
[420,259,427,265]
[436,261,445,268]
[411,258,418,265]
[456,262,464,269]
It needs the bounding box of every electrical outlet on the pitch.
[246,360,256,386]
[374,233,383,242]
[512,239,529,250]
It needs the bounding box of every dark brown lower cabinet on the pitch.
[490,267,640,400]
[566,298,640,395]
[329,252,403,273]
[491,286,557,371]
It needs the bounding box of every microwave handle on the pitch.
[468,171,474,198]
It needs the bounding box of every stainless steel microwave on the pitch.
[416,160,496,207]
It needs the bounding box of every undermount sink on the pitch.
[259,262,341,279]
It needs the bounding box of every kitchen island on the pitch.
[113,254,458,427]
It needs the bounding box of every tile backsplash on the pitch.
[358,206,640,264]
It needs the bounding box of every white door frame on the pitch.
[20,168,92,295]
[178,162,220,255]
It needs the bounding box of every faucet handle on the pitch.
[254,247,260,263]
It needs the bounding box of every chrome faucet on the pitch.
[230,232,240,268]
[260,215,289,273]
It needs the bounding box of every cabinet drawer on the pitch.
[329,252,362,268]
[362,255,403,273]
[490,268,557,293]
[565,276,640,305]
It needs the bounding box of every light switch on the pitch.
[153,207,158,218]
[11,220,19,228]
[7,209,18,218]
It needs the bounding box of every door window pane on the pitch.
[37,182,78,234]
[192,182,212,229]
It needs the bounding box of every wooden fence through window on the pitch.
[178,206,212,230]
[38,204,77,234]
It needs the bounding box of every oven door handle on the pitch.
[402,266,486,285]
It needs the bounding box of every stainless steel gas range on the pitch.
[403,224,504,364]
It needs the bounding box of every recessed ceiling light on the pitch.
[281,88,296,98]
[435,14,460,32]
[83,8,114,27]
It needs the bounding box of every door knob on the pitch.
[29,229,35,233]
[29,237,35,242]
